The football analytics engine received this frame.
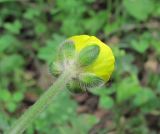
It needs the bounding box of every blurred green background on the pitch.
[0,0,160,134]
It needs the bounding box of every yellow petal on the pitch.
[69,35,115,81]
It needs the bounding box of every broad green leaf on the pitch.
[84,11,107,34]
[6,102,17,112]
[123,0,154,21]
[90,86,116,96]
[0,89,11,101]
[131,40,150,53]
[116,75,141,103]
[104,19,121,35]
[35,22,47,35]
[4,20,22,34]
[12,92,24,102]
[0,54,24,73]
[0,35,18,52]
[133,88,156,106]
[131,33,151,53]
[23,8,40,20]
[99,96,114,109]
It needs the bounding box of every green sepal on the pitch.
[79,73,104,89]
[58,40,76,60]
[67,79,84,93]
[77,44,100,67]
[49,61,62,77]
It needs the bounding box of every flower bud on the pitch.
[50,35,115,93]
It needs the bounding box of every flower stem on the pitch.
[6,69,73,134]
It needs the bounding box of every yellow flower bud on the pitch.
[69,35,115,81]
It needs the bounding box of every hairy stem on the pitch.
[6,69,73,134]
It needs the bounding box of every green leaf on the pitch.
[60,18,84,36]
[38,34,65,63]
[0,89,11,102]
[133,88,156,106]
[32,91,78,133]
[35,22,47,35]
[99,96,114,109]
[0,54,24,73]
[6,102,17,112]
[131,32,152,53]
[75,114,99,133]
[104,19,121,35]
[131,40,150,53]
[12,92,24,102]
[154,2,160,17]
[116,75,141,103]
[84,11,107,34]
[4,20,22,34]
[91,86,116,96]
[123,0,154,21]
[77,44,100,66]
[23,8,40,20]
[0,34,18,52]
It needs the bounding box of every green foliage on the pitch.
[0,54,24,73]
[0,89,24,112]
[123,0,154,21]
[133,88,156,107]
[99,96,114,109]
[116,75,141,103]
[0,34,19,53]
[26,91,98,134]
[130,33,151,53]
[4,20,22,34]
[38,34,65,63]
[84,11,107,34]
